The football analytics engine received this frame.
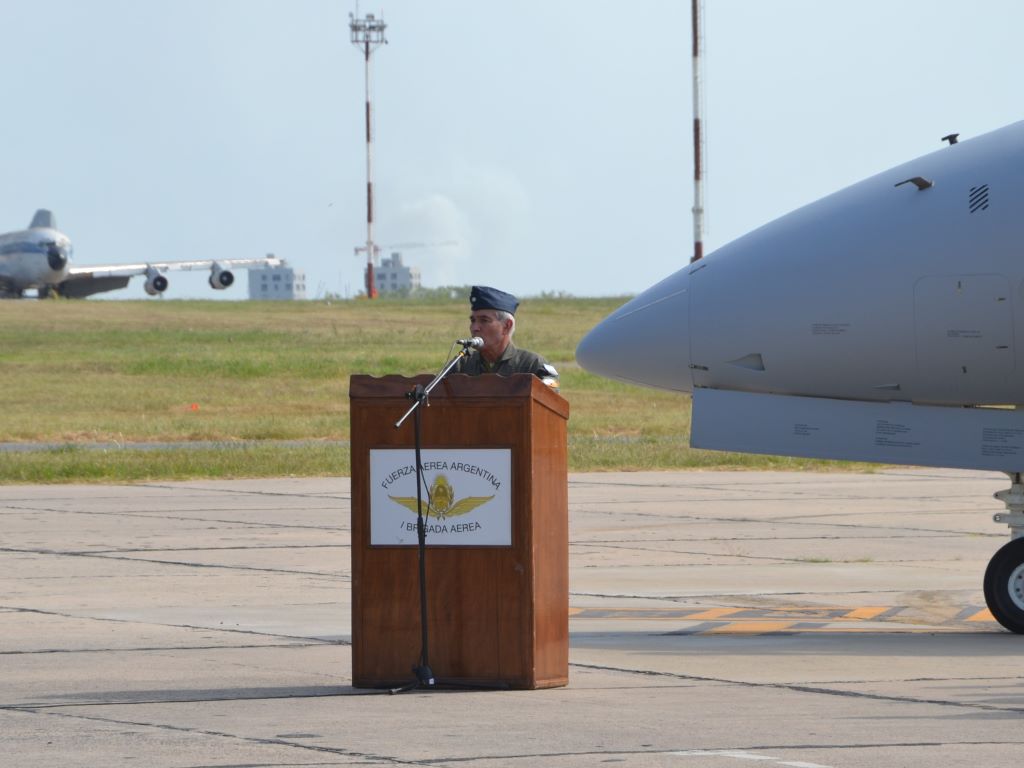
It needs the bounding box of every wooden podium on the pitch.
[349,373,570,689]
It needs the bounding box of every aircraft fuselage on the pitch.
[0,226,72,294]
[576,120,1024,634]
[577,120,1024,408]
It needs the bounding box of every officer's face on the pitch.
[469,310,511,354]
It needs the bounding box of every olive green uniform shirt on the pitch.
[455,342,558,382]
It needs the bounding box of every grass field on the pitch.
[0,296,863,483]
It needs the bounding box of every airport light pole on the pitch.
[350,11,387,298]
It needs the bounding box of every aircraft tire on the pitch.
[983,538,1024,634]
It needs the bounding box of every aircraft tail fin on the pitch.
[29,209,56,229]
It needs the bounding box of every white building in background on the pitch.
[367,252,421,295]
[248,256,306,300]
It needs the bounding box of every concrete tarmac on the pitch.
[3,468,1024,766]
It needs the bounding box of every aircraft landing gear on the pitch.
[984,538,1024,633]
[986,473,1024,633]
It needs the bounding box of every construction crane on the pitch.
[361,241,459,297]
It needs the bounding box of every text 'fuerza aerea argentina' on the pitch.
[379,460,503,492]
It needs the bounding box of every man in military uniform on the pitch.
[455,285,559,387]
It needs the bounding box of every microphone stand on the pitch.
[390,342,475,693]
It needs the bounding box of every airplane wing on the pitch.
[61,256,282,297]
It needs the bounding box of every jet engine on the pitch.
[209,263,234,290]
[144,267,169,296]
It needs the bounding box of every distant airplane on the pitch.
[0,210,280,298]
[577,120,1024,634]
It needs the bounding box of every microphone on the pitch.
[457,337,484,349]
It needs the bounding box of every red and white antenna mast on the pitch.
[350,9,387,298]
[690,0,705,263]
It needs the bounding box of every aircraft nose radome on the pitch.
[575,267,692,392]
[46,244,67,271]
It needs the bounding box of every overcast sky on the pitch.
[1,0,1021,299]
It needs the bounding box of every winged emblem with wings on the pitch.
[388,474,494,521]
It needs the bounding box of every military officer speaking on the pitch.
[455,286,559,388]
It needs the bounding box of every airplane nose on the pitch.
[46,243,67,271]
[575,266,693,392]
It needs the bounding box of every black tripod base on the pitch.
[387,667,514,694]
[388,664,436,694]
[414,663,436,687]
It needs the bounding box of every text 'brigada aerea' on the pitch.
[400,521,483,535]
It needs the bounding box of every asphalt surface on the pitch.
[3,468,1023,767]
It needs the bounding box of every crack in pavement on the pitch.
[1,606,348,645]
[571,662,1024,714]
[3,706,428,766]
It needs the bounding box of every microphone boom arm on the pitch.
[394,346,471,429]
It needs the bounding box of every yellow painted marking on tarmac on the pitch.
[842,607,889,620]
[681,607,745,621]
[570,605,997,634]
[706,621,795,634]
[797,626,957,633]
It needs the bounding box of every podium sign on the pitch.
[350,373,570,689]
[369,448,513,546]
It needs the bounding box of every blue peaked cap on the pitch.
[470,285,519,315]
